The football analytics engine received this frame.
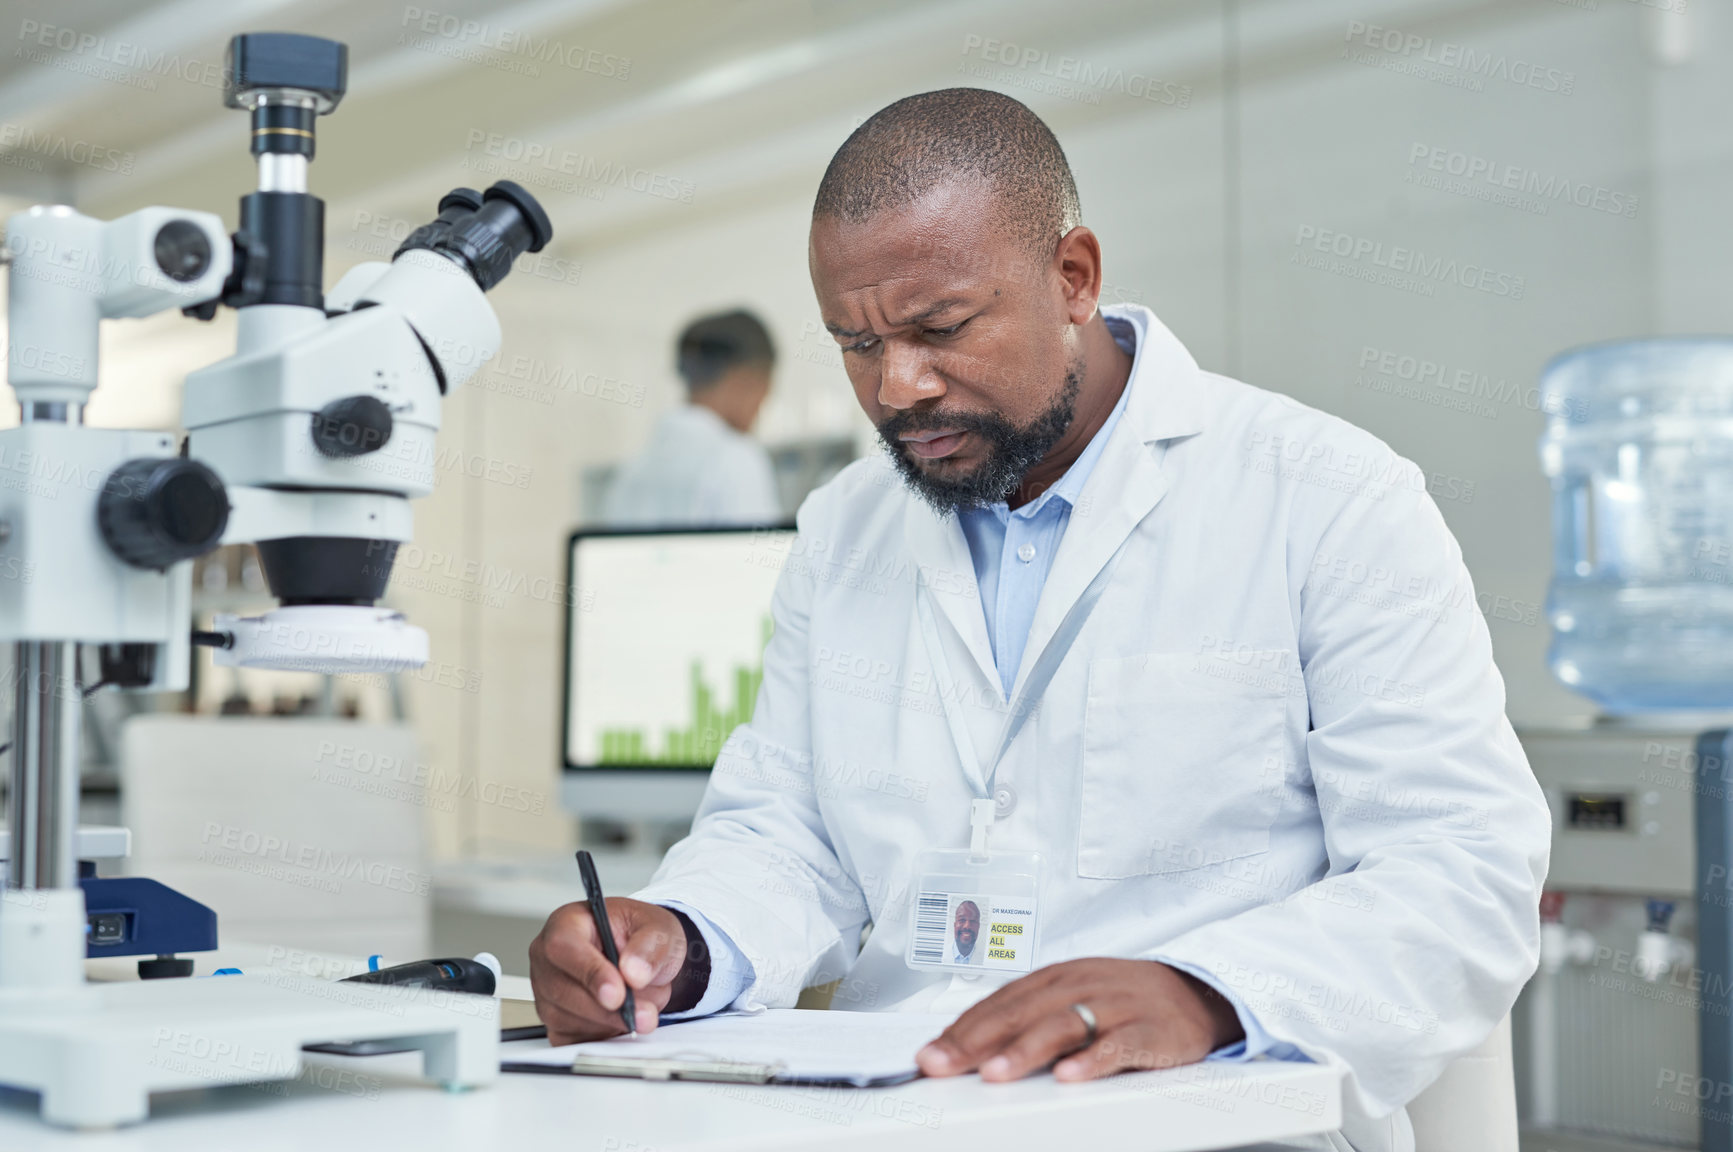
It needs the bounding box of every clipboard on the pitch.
[500,1052,921,1087]
[498,1008,947,1087]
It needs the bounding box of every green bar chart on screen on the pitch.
[599,616,771,765]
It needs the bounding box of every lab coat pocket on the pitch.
[1078,651,1290,879]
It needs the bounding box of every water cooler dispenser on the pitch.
[1520,339,1733,1150]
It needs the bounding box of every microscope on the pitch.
[0,33,551,1126]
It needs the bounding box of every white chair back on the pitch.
[1406,1014,1519,1152]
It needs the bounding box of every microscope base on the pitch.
[0,971,498,1129]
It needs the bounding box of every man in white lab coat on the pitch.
[532,89,1549,1152]
[602,309,783,527]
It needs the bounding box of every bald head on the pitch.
[813,88,1081,260]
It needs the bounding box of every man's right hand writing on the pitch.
[529,897,695,1043]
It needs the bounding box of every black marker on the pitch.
[577,849,636,1035]
[342,956,496,995]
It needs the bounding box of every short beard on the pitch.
[877,370,1082,515]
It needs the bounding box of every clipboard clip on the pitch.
[569,1054,787,1083]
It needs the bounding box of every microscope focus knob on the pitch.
[98,459,231,571]
[311,395,394,459]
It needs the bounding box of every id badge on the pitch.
[906,848,1041,974]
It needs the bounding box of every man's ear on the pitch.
[1053,226,1104,325]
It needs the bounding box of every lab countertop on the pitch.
[0,942,1345,1151]
[0,1043,1342,1152]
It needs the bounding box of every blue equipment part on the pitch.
[1694,729,1733,1152]
[78,870,218,960]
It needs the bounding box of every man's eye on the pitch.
[843,337,880,355]
[926,321,968,338]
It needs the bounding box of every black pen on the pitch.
[576,849,637,1035]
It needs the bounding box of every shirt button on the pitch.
[1016,543,1036,563]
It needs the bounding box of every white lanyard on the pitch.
[915,537,1131,859]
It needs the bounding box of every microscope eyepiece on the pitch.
[479,180,555,254]
[438,188,486,216]
[391,187,484,266]
[394,180,554,292]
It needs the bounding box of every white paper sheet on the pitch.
[500,1009,954,1085]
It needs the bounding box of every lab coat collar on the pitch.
[1008,304,1198,696]
[902,303,1209,701]
[1102,302,1210,445]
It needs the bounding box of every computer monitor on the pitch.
[561,525,795,824]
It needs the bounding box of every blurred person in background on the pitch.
[603,309,783,527]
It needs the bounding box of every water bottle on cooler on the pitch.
[1539,337,1733,712]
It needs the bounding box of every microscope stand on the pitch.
[0,972,498,1129]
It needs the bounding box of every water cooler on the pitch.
[1519,339,1733,1150]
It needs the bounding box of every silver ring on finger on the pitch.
[1067,1002,1098,1052]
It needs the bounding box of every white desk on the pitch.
[0,946,1344,1151]
[0,1046,1342,1152]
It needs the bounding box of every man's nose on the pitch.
[877,339,943,410]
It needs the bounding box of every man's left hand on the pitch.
[916,959,1245,1082]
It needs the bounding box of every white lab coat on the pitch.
[636,305,1550,1152]
[603,403,782,527]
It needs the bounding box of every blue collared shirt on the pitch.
[661,315,1302,1064]
[956,317,1135,698]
